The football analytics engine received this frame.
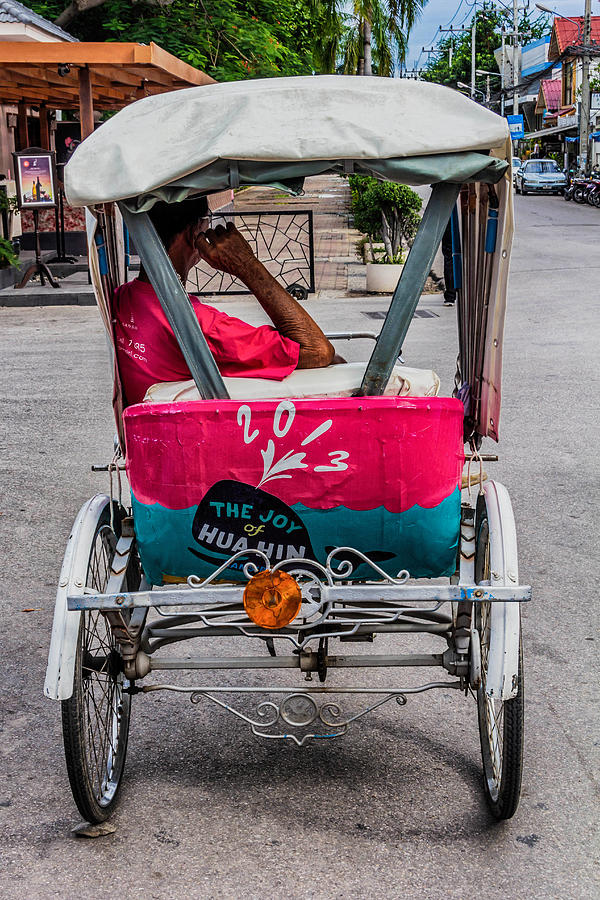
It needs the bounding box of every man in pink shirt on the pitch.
[114,196,335,406]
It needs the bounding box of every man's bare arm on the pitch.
[196,223,335,368]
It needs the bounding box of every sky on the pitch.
[405,0,600,73]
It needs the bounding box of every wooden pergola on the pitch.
[0,41,215,142]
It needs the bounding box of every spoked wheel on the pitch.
[475,510,524,820]
[61,507,131,823]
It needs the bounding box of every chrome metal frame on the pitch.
[45,481,530,745]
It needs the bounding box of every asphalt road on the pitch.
[1,192,599,899]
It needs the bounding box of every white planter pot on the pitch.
[366,262,404,293]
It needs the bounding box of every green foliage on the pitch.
[24,0,425,80]
[421,5,550,92]
[348,174,421,263]
[313,1,425,75]
[21,1,317,80]
[0,237,19,269]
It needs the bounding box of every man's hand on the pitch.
[196,220,334,370]
[195,222,257,278]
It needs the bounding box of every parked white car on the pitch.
[515,159,567,195]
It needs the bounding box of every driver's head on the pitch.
[148,195,210,251]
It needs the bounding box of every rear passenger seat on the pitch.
[143,362,440,403]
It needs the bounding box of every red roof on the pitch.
[541,77,561,112]
[549,16,600,59]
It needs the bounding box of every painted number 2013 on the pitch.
[236,401,349,473]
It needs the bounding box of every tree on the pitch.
[312,0,425,77]
[22,1,317,81]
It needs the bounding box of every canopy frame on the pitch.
[359,182,462,397]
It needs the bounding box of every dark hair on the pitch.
[148,195,209,249]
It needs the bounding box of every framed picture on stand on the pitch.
[13,148,57,210]
[12,147,58,289]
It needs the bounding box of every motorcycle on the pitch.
[585,177,600,207]
[564,177,587,201]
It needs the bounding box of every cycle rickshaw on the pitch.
[44,75,530,824]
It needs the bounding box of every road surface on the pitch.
[1,191,599,899]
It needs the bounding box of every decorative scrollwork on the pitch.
[255,701,280,728]
[326,547,410,584]
[186,547,410,591]
[271,557,334,587]
[186,689,409,746]
[187,549,271,589]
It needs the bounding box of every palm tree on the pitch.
[313,0,425,77]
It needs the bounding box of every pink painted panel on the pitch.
[124,396,464,514]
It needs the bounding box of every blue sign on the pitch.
[507,114,525,140]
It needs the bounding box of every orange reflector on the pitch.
[243,570,302,629]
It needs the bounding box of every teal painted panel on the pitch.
[132,487,461,586]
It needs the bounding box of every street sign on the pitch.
[507,114,524,140]
[592,92,600,109]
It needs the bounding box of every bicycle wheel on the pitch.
[475,512,524,821]
[61,506,131,823]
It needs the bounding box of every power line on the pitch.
[414,0,544,76]
[415,0,475,68]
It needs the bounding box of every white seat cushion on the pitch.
[143,362,440,404]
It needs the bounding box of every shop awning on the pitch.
[524,120,578,140]
[0,40,214,111]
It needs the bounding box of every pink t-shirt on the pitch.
[113,279,300,405]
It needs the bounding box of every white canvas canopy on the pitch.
[77,74,513,445]
[64,75,510,208]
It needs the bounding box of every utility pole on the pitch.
[501,28,506,115]
[438,25,467,69]
[513,0,520,114]
[471,17,477,98]
[580,0,592,174]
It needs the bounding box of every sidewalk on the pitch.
[0,173,442,306]
[0,243,94,306]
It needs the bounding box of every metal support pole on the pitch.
[513,0,520,115]
[359,182,462,396]
[501,29,506,117]
[119,204,230,400]
[147,653,444,671]
[579,0,592,175]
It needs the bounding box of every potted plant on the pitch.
[348,175,422,292]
